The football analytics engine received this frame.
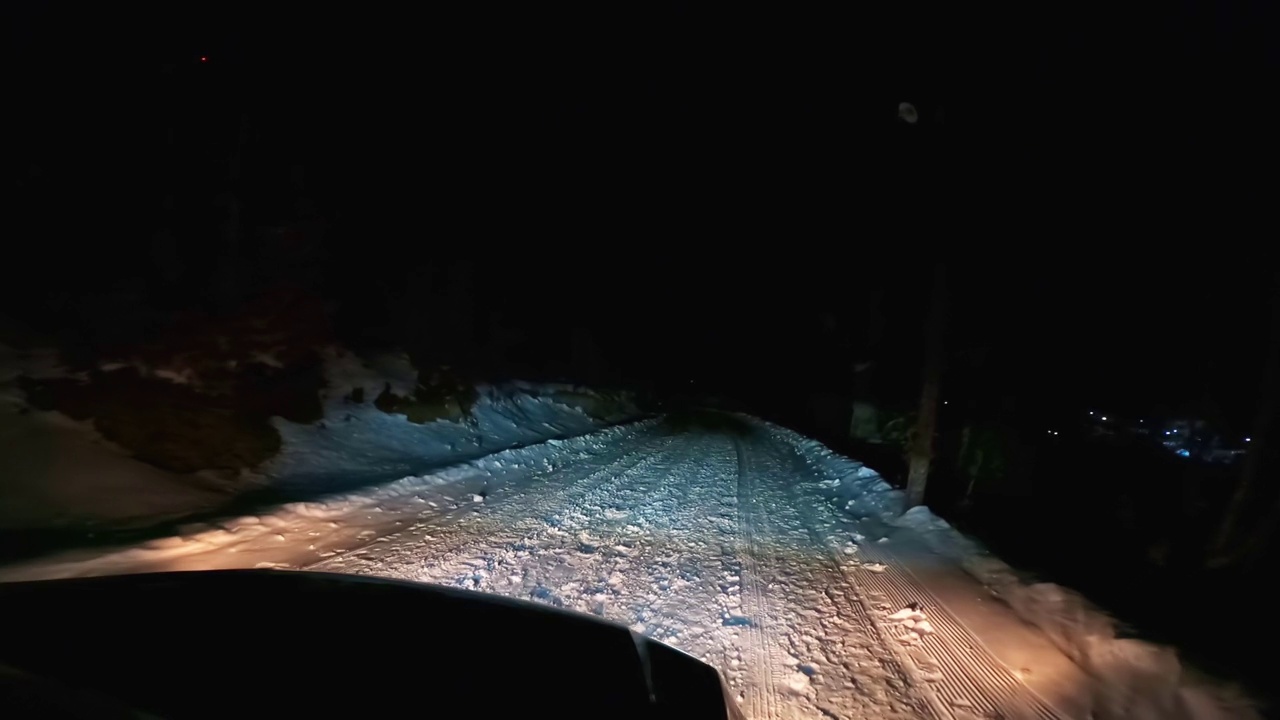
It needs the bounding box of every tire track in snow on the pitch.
[733,436,785,720]
[306,431,673,576]
[759,436,949,719]
[628,436,746,691]
[846,535,1063,719]
[771,434,1067,719]
[738,435,939,720]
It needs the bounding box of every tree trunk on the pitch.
[958,425,979,504]
[1212,274,1280,562]
[906,264,947,509]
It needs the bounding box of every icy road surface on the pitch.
[4,418,1104,719]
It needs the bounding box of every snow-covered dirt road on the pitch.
[2,417,1080,712]
[301,422,1071,719]
[2,417,1106,719]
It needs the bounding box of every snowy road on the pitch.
[1,418,1098,719]
[300,422,1070,720]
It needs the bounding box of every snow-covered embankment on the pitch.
[0,343,637,541]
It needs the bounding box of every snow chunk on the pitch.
[887,608,927,623]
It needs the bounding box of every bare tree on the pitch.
[906,264,947,509]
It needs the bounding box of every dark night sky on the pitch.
[4,3,1276,430]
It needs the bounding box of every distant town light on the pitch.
[1164,431,1171,436]
[1245,437,1252,442]
[1089,411,1094,416]
[1100,416,1107,421]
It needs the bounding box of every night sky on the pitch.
[5,3,1276,431]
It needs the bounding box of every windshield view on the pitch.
[3,4,1273,719]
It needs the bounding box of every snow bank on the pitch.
[1,343,638,535]
[759,419,1260,720]
[0,345,227,530]
[262,348,636,491]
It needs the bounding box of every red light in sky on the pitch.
[200,56,208,63]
